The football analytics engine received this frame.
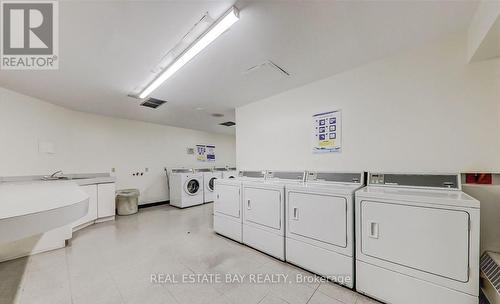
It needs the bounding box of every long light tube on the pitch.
[139,7,239,99]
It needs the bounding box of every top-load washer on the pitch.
[285,171,365,288]
[169,169,204,208]
[242,171,305,261]
[355,173,480,304]
[214,171,266,243]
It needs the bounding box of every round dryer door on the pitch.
[185,179,200,195]
[208,177,217,191]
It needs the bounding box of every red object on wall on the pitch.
[465,173,492,184]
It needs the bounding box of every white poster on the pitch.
[312,110,342,153]
[206,145,216,162]
[196,145,207,161]
[195,144,216,161]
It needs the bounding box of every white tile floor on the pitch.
[0,204,379,304]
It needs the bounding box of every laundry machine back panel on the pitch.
[287,191,347,248]
[243,186,282,230]
[214,183,240,219]
[360,200,470,282]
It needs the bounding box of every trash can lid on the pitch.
[116,189,140,197]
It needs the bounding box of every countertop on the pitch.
[0,180,89,220]
[0,173,116,186]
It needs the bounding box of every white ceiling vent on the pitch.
[140,98,167,109]
[244,60,290,78]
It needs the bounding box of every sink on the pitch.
[41,176,89,181]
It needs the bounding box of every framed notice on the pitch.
[312,110,342,153]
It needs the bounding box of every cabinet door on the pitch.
[97,183,116,218]
[73,185,97,228]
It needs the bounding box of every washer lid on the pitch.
[356,186,479,209]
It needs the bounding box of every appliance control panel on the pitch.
[370,174,385,185]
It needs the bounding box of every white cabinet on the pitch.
[97,183,116,219]
[72,182,116,231]
[72,184,98,230]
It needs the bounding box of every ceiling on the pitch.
[0,0,480,134]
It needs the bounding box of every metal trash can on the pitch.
[116,189,140,216]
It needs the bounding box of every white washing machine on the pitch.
[242,171,305,261]
[285,172,365,289]
[169,169,204,208]
[356,173,480,304]
[196,168,221,204]
[214,171,266,242]
[222,167,238,179]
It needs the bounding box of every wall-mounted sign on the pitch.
[206,145,216,162]
[196,145,206,161]
[312,110,342,153]
[195,144,216,161]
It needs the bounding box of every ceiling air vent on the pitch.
[140,98,167,109]
[220,121,236,127]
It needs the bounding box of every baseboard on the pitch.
[139,200,169,209]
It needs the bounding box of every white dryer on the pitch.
[242,171,304,261]
[285,172,365,288]
[169,169,204,208]
[356,173,480,304]
[214,171,266,243]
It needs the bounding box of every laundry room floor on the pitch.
[0,204,378,304]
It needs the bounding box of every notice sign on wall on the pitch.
[312,110,342,153]
[206,145,216,162]
[195,144,216,161]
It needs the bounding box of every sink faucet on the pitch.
[49,170,63,178]
[42,170,64,180]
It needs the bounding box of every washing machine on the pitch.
[285,172,365,288]
[355,173,480,304]
[169,169,204,208]
[214,170,266,242]
[196,168,220,204]
[222,167,238,179]
[242,171,305,261]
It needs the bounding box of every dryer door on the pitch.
[214,183,240,218]
[287,191,347,248]
[243,186,282,230]
[184,179,201,196]
[360,200,470,282]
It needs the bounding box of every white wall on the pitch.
[236,33,500,173]
[0,87,236,204]
[468,0,500,61]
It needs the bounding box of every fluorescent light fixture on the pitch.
[139,6,239,99]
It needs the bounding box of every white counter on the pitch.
[0,180,89,245]
[0,180,88,220]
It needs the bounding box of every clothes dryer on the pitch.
[285,172,365,288]
[356,173,480,304]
